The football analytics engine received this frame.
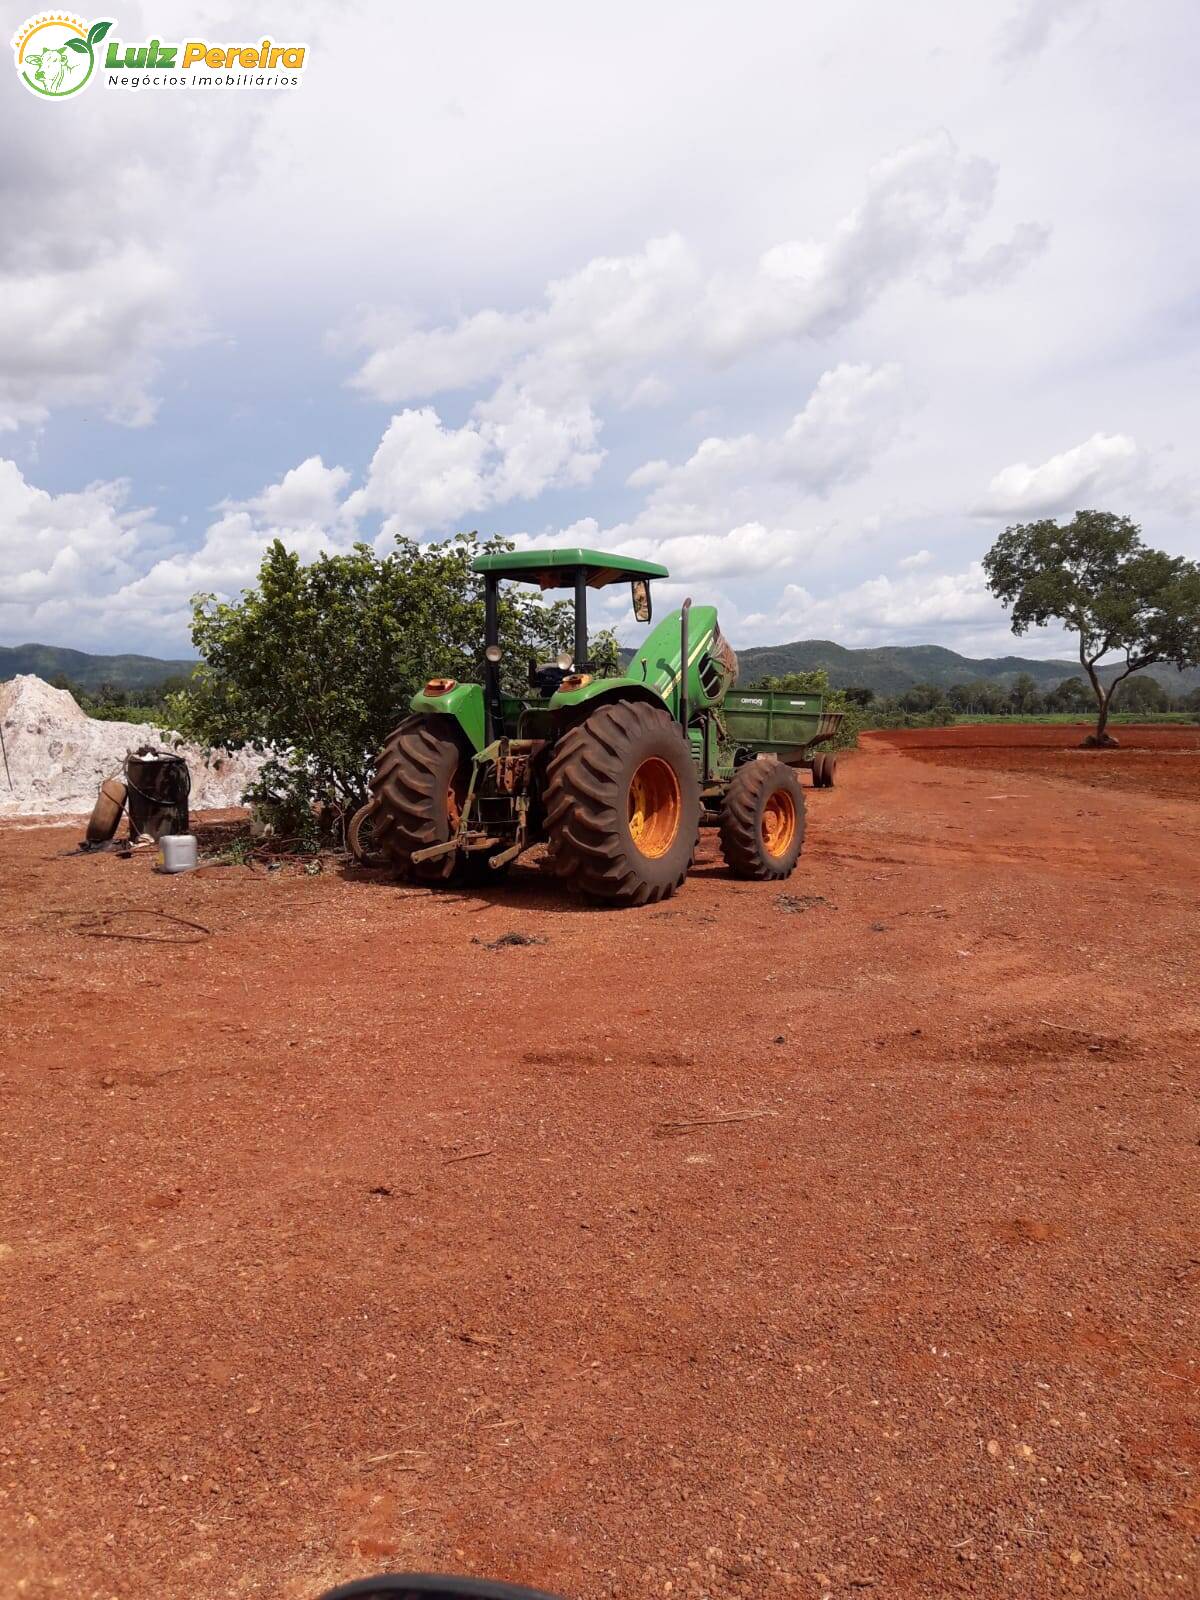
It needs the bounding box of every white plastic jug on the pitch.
[157,833,198,873]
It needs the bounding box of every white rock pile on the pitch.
[0,674,264,818]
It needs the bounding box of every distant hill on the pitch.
[729,639,1200,694]
[0,643,197,693]
[5,637,1198,699]
[622,637,1200,695]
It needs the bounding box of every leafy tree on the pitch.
[1007,672,1043,715]
[898,681,945,714]
[169,532,618,832]
[1117,673,1168,714]
[983,511,1200,746]
[1044,675,1093,714]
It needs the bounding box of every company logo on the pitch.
[12,14,307,95]
[13,14,111,97]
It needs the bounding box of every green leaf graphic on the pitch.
[87,20,112,45]
[66,36,88,51]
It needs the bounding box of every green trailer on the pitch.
[368,546,844,905]
[720,689,844,789]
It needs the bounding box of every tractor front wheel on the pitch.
[369,715,470,884]
[719,759,806,880]
[544,700,700,905]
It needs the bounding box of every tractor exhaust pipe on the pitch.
[678,597,692,729]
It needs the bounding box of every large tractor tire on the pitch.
[719,758,806,880]
[544,699,701,906]
[370,715,472,884]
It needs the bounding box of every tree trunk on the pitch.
[1081,665,1120,749]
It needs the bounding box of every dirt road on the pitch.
[2,728,1198,1599]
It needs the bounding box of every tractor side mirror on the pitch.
[631,578,652,623]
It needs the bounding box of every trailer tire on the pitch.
[369,715,471,884]
[810,752,827,787]
[822,753,838,788]
[719,758,806,880]
[544,699,700,906]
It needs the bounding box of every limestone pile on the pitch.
[0,674,264,818]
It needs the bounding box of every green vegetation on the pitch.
[984,510,1200,745]
[45,672,195,724]
[754,668,1200,742]
[167,533,619,834]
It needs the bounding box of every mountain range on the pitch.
[725,639,1200,695]
[0,643,197,693]
[3,638,1198,697]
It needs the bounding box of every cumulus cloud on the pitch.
[341,399,603,539]
[346,135,1038,512]
[997,0,1097,63]
[0,459,160,613]
[942,221,1051,295]
[243,456,351,529]
[350,137,1029,406]
[0,453,355,648]
[746,562,1000,648]
[975,431,1139,516]
[0,246,182,430]
[622,363,905,516]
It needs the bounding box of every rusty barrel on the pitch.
[124,748,190,841]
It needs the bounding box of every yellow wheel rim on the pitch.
[762,787,797,859]
[627,756,682,859]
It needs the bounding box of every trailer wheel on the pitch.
[810,752,827,787]
[719,759,806,880]
[822,753,838,788]
[544,699,701,905]
[369,715,472,883]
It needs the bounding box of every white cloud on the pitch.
[0,460,160,613]
[997,0,1097,64]
[0,453,356,649]
[619,364,905,528]
[777,364,906,490]
[975,431,1139,516]
[0,247,182,430]
[942,221,1051,295]
[899,549,933,567]
[244,456,351,529]
[747,562,1000,649]
[345,135,1036,518]
[341,399,603,539]
[350,136,1029,405]
[702,136,999,357]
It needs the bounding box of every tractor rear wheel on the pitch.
[719,758,806,880]
[370,715,471,884]
[544,699,701,906]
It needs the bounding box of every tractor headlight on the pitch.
[556,650,572,670]
[485,645,502,664]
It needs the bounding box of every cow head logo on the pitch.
[13,15,112,97]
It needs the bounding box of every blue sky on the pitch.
[2,0,1198,659]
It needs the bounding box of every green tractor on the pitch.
[369,547,841,906]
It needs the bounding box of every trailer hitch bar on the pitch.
[411,833,500,865]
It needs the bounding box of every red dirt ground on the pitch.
[876,721,1200,804]
[2,728,1198,1600]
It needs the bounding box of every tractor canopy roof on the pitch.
[471,546,668,589]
